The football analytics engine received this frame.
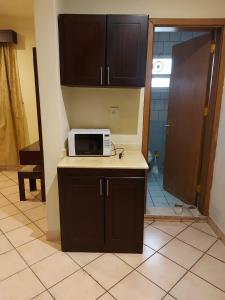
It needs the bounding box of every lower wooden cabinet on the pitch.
[57,168,146,253]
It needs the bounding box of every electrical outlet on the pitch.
[110,106,119,116]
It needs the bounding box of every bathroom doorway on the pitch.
[142,19,225,218]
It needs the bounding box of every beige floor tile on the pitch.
[144,226,173,251]
[33,291,54,300]
[0,174,9,182]
[0,195,10,208]
[98,293,115,300]
[110,270,165,300]
[191,222,217,237]
[177,227,217,251]
[0,185,19,196]
[0,234,13,254]
[0,213,30,233]
[191,254,225,291]
[84,253,132,289]
[148,207,177,216]
[17,235,60,265]
[14,198,42,211]
[207,240,225,262]
[6,191,35,203]
[0,180,17,189]
[35,218,48,233]
[23,204,46,221]
[152,221,187,236]
[0,268,45,300]
[67,251,103,267]
[171,272,225,300]
[5,223,43,247]
[31,252,80,288]
[144,221,150,228]
[164,295,175,300]
[116,245,155,268]
[0,204,20,220]
[0,249,27,280]
[49,269,104,300]
[138,253,186,292]
[159,238,203,269]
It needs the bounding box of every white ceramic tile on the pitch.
[0,249,27,280]
[33,291,54,300]
[49,269,104,300]
[207,240,225,262]
[171,272,225,300]
[24,204,46,221]
[0,204,20,220]
[0,213,30,233]
[191,222,217,237]
[159,238,203,269]
[34,218,48,233]
[138,253,186,292]
[31,252,80,288]
[0,234,13,254]
[144,225,172,250]
[149,207,177,216]
[17,235,60,265]
[152,221,187,236]
[110,270,165,300]
[116,245,155,268]
[67,252,103,267]
[84,253,132,289]
[5,223,43,247]
[191,254,225,291]
[0,268,45,300]
[177,227,217,252]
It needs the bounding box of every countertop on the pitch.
[57,150,149,170]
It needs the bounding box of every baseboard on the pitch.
[208,216,225,245]
[46,230,60,242]
[144,215,207,222]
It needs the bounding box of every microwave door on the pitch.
[75,134,103,155]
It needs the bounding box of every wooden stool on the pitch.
[18,165,46,202]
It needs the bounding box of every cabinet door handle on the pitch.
[100,66,103,85]
[106,179,109,197]
[100,179,103,196]
[107,66,110,85]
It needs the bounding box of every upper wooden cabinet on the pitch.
[58,14,148,87]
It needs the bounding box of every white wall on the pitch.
[35,0,225,236]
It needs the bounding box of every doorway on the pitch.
[142,19,225,218]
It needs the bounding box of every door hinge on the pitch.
[204,107,209,117]
[211,42,216,54]
[196,184,201,193]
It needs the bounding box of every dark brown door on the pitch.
[58,14,106,86]
[105,177,145,253]
[106,15,148,87]
[164,34,213,205]
[58,175,104,251]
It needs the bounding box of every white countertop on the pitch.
[57,150,148,170]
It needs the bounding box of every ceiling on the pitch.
[0,0,34,17]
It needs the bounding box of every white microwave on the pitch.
[68,129,111,156]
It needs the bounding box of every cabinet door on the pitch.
[106,15,148,87]
[58,175,104,251]
[58,15,106,86]
[105,177,145,253]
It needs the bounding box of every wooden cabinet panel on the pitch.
[105,177,145,253]
[58,174,104,251]
[106,15,148,87]
[58,15,106,86]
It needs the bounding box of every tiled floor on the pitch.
[146,171,202,218]
[1,170,225,299]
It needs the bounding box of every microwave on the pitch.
[68,129,111,156]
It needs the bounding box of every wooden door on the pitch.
[58,174,104,251]
[105,177,145,253]
[106,15,148,87]
[164,34,213,205]
[58,14,106,86]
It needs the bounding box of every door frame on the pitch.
[142,18,225,216]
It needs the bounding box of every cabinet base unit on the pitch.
[57,168,146,253]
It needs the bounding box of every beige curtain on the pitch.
[0,44,28,166]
